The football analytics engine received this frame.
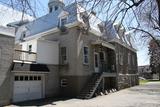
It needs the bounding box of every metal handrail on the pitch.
[13,49,37,62]
[15,49,37,54]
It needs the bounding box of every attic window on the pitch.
[55,6,58,11]
[60,17,67,26]
[49,7,53,13]
[22,31,26,38]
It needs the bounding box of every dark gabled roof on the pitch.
[12,62,49,72]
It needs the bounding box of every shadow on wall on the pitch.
[10,97,73,106]
[0,63,13,106]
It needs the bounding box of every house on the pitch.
[0,4,33,106]
[0,26,15,105]
[1,0,138,104]
[138,65,159,80]
[138,65,152,79]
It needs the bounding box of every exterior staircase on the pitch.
[77,73,103,99]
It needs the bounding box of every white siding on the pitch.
[21,39,37,52]
[37,40,59,65]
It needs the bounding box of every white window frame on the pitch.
[83,46,89,64]
[60,17,68,27]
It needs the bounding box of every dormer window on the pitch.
[60,17,67,26]
[20,31,26,40]
[22,32,26,38]
[49,7,53,13]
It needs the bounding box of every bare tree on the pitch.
[149,39,160,80]
[1,0,160,77]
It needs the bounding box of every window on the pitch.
[61,79,68,87]
[49,7,53,13]
[61,47,67,64]
[128,53,131,65]
[99,52,105,62]
[119,52,123,65]
[29,76,33,80]
[34,76,37,80]
[25,76,28,81]
[132,55,135,65]
[28,45,32,52]
[22,31,26,38]
[94,53,98,67]
[55,6,58,11]
[38,76,41,80]
[83,46,89,64]
[14,75,41,81]
[20,76,23,81]
[15,76,19,81]
[60,18,67,26]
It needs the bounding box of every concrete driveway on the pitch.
[8,82,160,107]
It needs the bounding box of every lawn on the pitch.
[139,80,160,85]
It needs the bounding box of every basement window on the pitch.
[61,79,68,87]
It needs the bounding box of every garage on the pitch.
[13,75,44,102]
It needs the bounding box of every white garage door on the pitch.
[13,75,43,102]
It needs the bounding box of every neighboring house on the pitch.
[0,4,33,106]
[138,65,159,80]
[138,65,152,79]
[0,26,14,106]
[7,0,138,104]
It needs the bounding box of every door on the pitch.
[13,75,43,102]
[94,52,99,73]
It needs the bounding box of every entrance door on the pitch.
[94,52,99,73]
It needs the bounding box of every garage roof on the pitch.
[11,62,50,72]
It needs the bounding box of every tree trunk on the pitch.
[156,0,160,26]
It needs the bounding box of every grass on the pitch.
[139,80,160,85]
[139,80,149,85]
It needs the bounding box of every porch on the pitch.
[92,40,116,74]
[78,40,117,99]
[13,49,37,63]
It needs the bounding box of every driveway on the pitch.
[8,82,160,107]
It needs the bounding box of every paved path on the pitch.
[8,82,160,107]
